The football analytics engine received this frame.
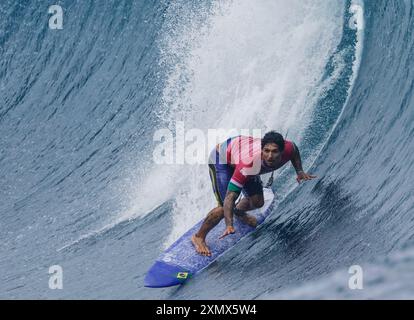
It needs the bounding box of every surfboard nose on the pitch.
[144,261,192,288]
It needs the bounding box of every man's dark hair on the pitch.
[261,131,285,151]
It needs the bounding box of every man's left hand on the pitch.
[296,171,317,184]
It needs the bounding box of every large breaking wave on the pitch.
[1,0,413,299]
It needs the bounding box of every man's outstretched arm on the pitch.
[291,143,317,183]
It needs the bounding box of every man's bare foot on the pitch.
[235,213,257,227]
[191,234,211,256]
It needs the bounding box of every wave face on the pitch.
[1,0,413,299]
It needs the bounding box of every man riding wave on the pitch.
[191,131,316,256]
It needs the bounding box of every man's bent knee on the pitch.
[251,197,265,209]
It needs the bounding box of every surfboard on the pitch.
[144,187,275,288]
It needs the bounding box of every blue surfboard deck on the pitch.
[144,188,274,288]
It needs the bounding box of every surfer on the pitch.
[191,131,316,256]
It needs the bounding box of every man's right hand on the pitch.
[219,226,235,239]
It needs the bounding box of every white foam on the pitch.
[159,0,345,247]
[67,0,364,251]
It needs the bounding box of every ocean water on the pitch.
[1,0,413,299]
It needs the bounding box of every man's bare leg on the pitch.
[191,206,224,256]
[233,196,263,227]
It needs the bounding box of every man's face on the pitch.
[262,143,282,167]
